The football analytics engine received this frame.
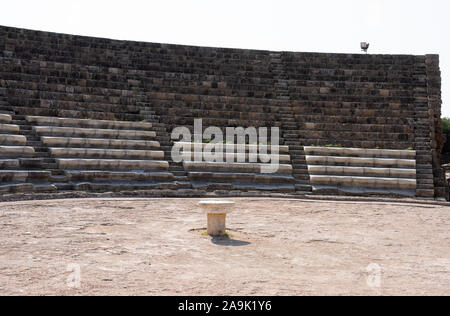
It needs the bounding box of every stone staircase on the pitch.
[305,147,417,196]
[270,52,312,192]
[175,142,296,192]
[22,115,178,192]
[0,111,55,193]
[139,105,192,187]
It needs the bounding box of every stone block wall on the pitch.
[0,25,446,198]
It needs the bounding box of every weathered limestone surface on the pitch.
[41,137,160,149]
[34,126,156,140]
[305,147,418,195]
[27,116,153,130]
[0,114,12,124]
[50,148,165,160]
[0,124,20,134]
[56,159,169,171]
[0,134,27,146]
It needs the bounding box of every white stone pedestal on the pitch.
[199,201,235,236]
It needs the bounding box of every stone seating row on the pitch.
[26,116,154,130]
[304,146,417,195]
[178,142,296,192]
[1,115,178,194]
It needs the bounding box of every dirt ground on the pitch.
[0,197,449,296]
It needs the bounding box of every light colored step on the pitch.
[175,142,289,153]
[310,175,416,190]
[192,182,295,192]
[179,151,291,163]
[65,170,175,182]
[305,155,416,169]
[74,182,179,192]
[50,148,165,160]
[307,165,416,178]
[188,172,295,183]
[56,159,169,171]
[0,114,12,124]
[0,124,20,133]
[0,134,27,146]
[34,126,156,140]
[183,161,293,174]
[41,137,160,149]
[304,146,416,159]
[26,116,153,130]
[0,170,51,182]
[0,146,35,157]
[0,159,20,168]
[0,183,35,194]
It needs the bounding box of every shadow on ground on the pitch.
[210,235,251,247]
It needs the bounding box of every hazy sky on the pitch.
[1,0,449,116]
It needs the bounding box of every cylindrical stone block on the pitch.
[207,213,227,236]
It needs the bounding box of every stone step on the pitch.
[33,126,156,140]
[0,124,20,133]
[178,152,291,163]
[0,183,35,194]
[0,114,12,124]
[183,161,293,175]
[0,146,35,157]
[310,175,416,190]
[308,165,416,178]
[0,159,20,169]
[304,146,416,159]
[18,158,45,168]
[26,116,154,131]
[49,148,165,160]
[0,110,14,115]
[187,172,295,184]
[192,182,295,192]
[56,158,169,171]
[305,155,416,169]
[175,142,290,153]
[295,184,313,192]
[41,136,161,150]
[64,170,175,182]
[73,182,181,192]
[0,134,27,146]
[0,170,52,182]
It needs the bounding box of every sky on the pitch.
[1,0,449,116]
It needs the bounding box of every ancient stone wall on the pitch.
[0,25,446,198]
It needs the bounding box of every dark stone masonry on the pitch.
[0,25,446,199]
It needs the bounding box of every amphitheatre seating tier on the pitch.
[0,25,445,198]
[41,137,160,149]
[56,159,169,171]
[0,123,20,134]
[305,147,418,195]
[0,134,26,146]
[180,141,295,191]
[50,148,165,160]
[176,142,289,153]
[0,146,35,157]
[26,116,154,130]
[179,152,291,163]
[0,114,12,123]
[65,171,175,182]
[183,161,293,174]
[32,126,156,140]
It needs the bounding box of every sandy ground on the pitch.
[0,197,450,296]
